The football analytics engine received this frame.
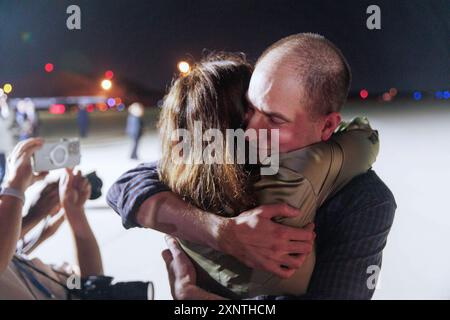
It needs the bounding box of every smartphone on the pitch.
[32,138,81,172]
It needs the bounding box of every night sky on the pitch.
[0,0,448,95]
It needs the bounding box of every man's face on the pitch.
[245,60,323,153]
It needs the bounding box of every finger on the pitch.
[73,171,83,189]
[16,138,43,155]
[259,204,300,219]
[274,253,307,269]
[165,236,182,254]
[161,250,176,297]
[274,224,315,242]
[262,261,296,279]
[20,140,44,158]
[63,168,74,188]
[284,240,314,254]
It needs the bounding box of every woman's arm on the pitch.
[60,169,103,277]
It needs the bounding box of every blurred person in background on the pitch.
[77,105,89,138]
[126,102,145,160]
[0,93,15,185]
[16,99,39,141]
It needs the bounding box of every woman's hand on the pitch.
[5,138,48,192]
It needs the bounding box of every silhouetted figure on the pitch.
[0,95,14,185]
[77,105,89,138]
[126,102,144,160]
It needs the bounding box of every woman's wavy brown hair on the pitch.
[158,53,255,216]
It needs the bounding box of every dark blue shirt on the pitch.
[107,162,396,300]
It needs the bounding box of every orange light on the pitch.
[178,61,190,74]
[101,79,112,90]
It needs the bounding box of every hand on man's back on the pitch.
[218,203,315,279]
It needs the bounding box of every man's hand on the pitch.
[218,204,315,279]
[162,236,224,300]
[5,138,48,192]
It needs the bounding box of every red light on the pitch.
[49,104,65,114]
[45,63,54,73]
[359,89,369,99]
[105,70,114,79]
[86,104,95,113]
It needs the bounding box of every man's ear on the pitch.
[321,112,341,141]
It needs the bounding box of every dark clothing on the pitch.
[130,135,142,160]
[126,115,143,140]
[0,153,5,185]
[77,109,89,138]
[126,115,144,159]
[107,162,396,300]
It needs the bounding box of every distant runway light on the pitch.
[3,83,12,94]
[389,88,398,97]
[101,79,112,90]
[49,104,65,114]
[382,92,391,102]
[443,91,450,100]
[435,91,443,99]
[107,98,116,107]
[105,70,114,79]
[45,63,54,73]
[413,91,422,101]
[178,61,190,74]
[359,89,369,99]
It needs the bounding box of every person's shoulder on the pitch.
[327,169,396,214]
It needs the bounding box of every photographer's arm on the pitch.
[60,169,103,278]
[67,207,103,278]
[0,138,47,273]
[0,190,24,273]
